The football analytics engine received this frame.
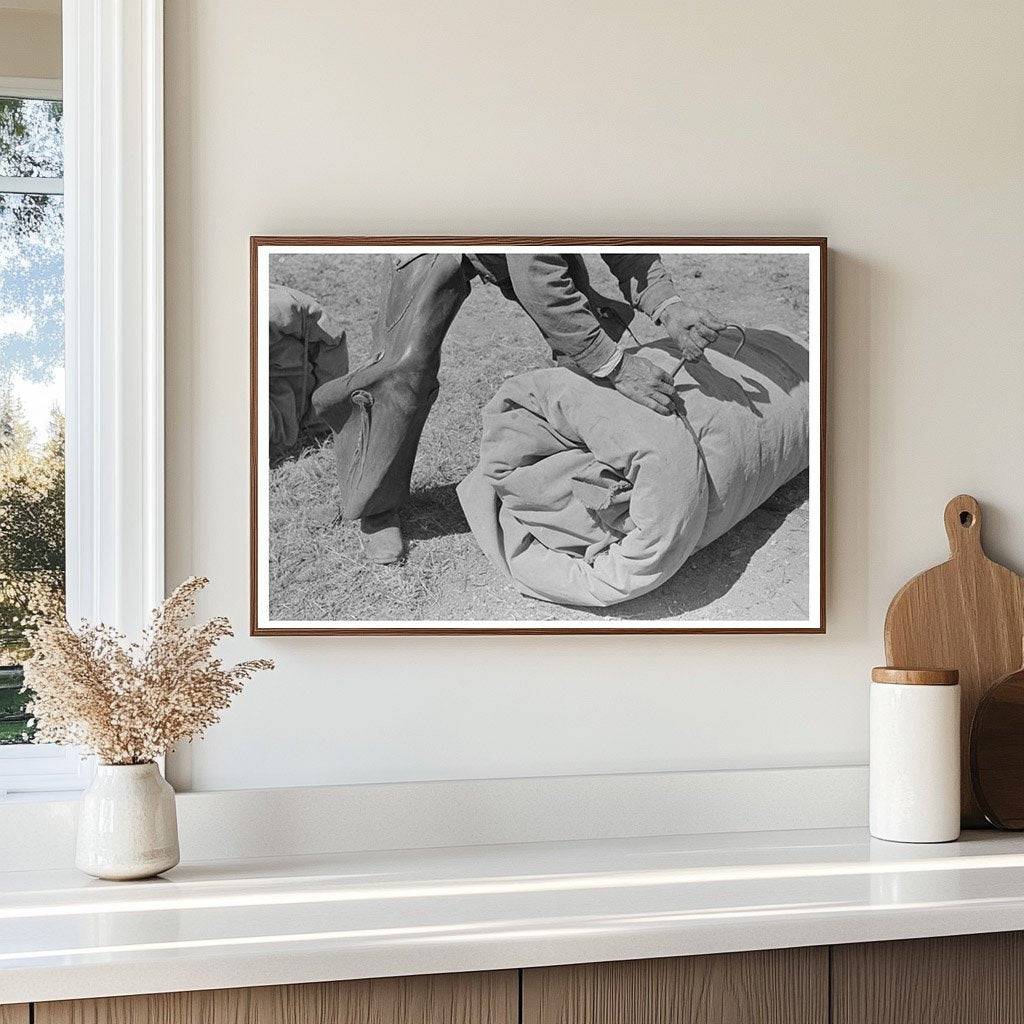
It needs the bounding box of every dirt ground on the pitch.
[267,253,811,623]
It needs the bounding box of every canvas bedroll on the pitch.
[457,330,811,608]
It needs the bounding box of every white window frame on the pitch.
[0,77,64,192]
[0,0,165,799]
[0,77,61,101]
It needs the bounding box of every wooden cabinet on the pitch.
[34,971,517,1024]
[522,948,827,1024]
[22,932,1024,1024]
[832,932,1024,1024]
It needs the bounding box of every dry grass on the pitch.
[267,253,811,623]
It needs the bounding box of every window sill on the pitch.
[0,744,93,799]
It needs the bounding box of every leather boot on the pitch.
[359,510,404,565]
[312,253,470,521]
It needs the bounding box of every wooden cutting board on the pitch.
[884,494,1024,826]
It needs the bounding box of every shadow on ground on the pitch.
[404,483,471,541]
[577,470,811,621]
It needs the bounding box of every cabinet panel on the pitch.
[0,1006,29,1024]
[522,948,828,1024]
[36,971,517,1024]
[832,932,1024,1024]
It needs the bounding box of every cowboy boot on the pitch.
[359,509,404,565]
[311,254,471,529]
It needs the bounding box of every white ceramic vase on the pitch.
[76,762,180,880]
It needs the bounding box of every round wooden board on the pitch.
[970,664,1024,829]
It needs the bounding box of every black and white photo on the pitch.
[251,238,825,634]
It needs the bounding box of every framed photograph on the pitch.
[251,237,826,635]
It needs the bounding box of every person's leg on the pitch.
[311,253,470,563]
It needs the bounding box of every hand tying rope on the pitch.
[597,304,746,375]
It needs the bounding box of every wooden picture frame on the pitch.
[251,237,827,635]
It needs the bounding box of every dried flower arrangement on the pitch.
[22,576,273,765]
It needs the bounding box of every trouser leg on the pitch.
[311,254,470,521]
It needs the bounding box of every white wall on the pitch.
[164,0,1024,792]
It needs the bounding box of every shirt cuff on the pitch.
[574,330,623,377]
[591,349,624,378]
[651,295,684,324]
[637,278,680,319]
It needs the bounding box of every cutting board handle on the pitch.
[944,494,983,559]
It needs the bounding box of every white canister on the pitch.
[870,667,961,843]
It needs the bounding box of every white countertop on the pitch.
[4,826,1024,1004]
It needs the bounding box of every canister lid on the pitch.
[871,667,959,686]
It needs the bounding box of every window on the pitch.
[0,79,85,797]
[0,5,166,798]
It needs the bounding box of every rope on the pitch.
[598,304,745,358]
[723,323,747,357]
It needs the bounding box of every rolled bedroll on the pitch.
[456,329,810,608]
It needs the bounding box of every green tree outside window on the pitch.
[0,95,65,744]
